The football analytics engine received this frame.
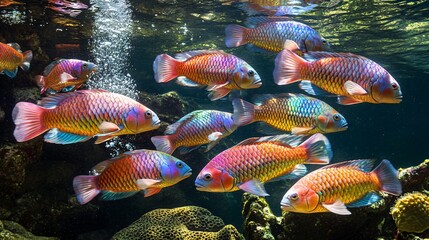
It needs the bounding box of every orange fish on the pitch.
[0,42,32,78]
[0,0,23,7]
[12,89,160,144]
[153,50,262,100]
[281,159,402,215]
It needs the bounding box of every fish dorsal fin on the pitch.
[320,159,376,172]
[253,93,303,106]
[7,43,21,52]
[235,134,304,148]
[322,199,351,215]
[92,159,116,174]
[165,110,203,135]
[175,50,226,61]
[43,59,66,76]
[245,16,290,28]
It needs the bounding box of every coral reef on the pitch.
[398,159,429,192]
[112,206,243,240]
[0,220,58,240]
[390,192,429,233]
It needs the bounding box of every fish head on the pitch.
[232,64,262,89]
[316,110,348,133]
[160,156,192,184]
[195,167,234,192]
[79,61,98,77]
[305,35,330,51]
[281,184,319,213]
[371,74,402,103]
[125,106,161,133]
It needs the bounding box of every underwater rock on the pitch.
[398,159,429,192]
[390,192,429,234]
[111,205,243,240]
[0,220,58,240]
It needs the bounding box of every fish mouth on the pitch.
[280,202,293,211]
[395,95,403,102]
[184,170,192,177]
[195,182,205,190]
[152,119,161,127]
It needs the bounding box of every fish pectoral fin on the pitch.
[136,179,161,190]
[98,122,121,134]
[322,199,351,215]
[346,192,381,208]
[143,188,162,197]
[204,132,223,152]
[238,179,269,197]
[344,81,368,95]
[291,126,314,135]
[208,87,231,101]
[60,72,76,83]
[206,82,229,91]
[337,96,363,105]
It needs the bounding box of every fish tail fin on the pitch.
[73,175,101,205]
[20,50,33,71]
[153,54,179,83]
[151,135,176,154]
[372,159,402,196]
[34,75,47,94]
[273,49,307,85]
[232,98,257,127]
[12,102,48,142]
[299,133,332,164]
[225,24,248,47]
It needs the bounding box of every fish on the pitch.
[153,50,262,101]
[35,59,97,94]
[0,42,32,78]
[0,0,23,7]
[73,149,192,204]
[47,6,82,17]
[151,110,236,154]
[195,133,332,196]
[225,16,329,53]
[273,41,403,105]
[280,159,402,215]
[12,89,161,144]
[232,93,348,135]
[48,0,88,9]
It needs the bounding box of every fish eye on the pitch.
[176,161,183,168]
[333,114,341,121]
[203,173,212,181]
[145,111,152,118]
[247,70,255,77]
[322,39,327,45]
[290,193,299,201]
[83,63,88,69]
[392,83,398,90]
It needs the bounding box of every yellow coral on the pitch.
[390,192,429,233]
[112,206,243,240]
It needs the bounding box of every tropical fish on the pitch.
[35,59,97,94]
[153,50,262,101]
[0,42,32,78]
[225,16,329,53]
[232,93,348,135]
[195,133,332,196]
[0,0,23,7]
[48,0,88,9]
[12,89,160,144]
[151,110,236,154]
[73,149,192,204]
[281,159,402,215]
[273,41,403,105]
[48,5,82,17]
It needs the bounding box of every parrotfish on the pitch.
[12,89,160,144]
[73,149,192,204]
[195,133,332,196]
[153,50,262,101]
[0,42,32,78]
[273,41,403,105]
[151,110,236,154]
[232,93,348,135]
[281,159,402,215]
[35,59,97,94]
[225,16,329,52]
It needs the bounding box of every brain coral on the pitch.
[112,206,243,240]
[390,191,429,233]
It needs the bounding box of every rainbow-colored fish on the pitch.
[12,89,160,144]
[281,159,402,215]
[153,50,262,100]
[225,16,329,52]
[232,93,348,135]
[73,149,192,204]
[273,41,403,105]
[151,110,236,154]
[195,133,332,196]
[35,59,97,94]
[0,42,32,78]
